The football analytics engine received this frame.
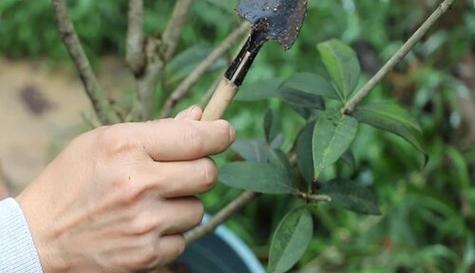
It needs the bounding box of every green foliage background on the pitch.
[1,0,475,272]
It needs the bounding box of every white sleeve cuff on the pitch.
[0,198,44,273]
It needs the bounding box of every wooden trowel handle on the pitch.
[201,30,265,121]
[201,78,239,121]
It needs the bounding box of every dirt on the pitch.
[0,56,133,195]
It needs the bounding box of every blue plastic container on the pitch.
[176,216,265,273]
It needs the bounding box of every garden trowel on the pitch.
[201,0,308,121]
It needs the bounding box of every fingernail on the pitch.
[189,105,200,115]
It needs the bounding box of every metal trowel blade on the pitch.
[237,0,308,49]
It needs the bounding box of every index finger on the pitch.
[134,119,235,161]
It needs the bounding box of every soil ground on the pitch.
[0,56,132,194]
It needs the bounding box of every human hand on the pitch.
[16,106,235,273]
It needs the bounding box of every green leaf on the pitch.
[166,44,217,84]
[296,122,315,184]
[320,178,381,215]
[235,79,283,101]
[219,162,295,194]
[231,139,273,163]
[231,138,286,164]
[281,72,340,100]
[340,149,356,172]
[351,102,426,154]
[312,111,359,179]
[317,39,361,101]
[446,147,471,189]
[278,88,325,110]
[264,109,282,144]
[289,105,317,120]
[204,0,238,12]
[271,134,285,149]
[272,149,294,182]
[268,207,313,273]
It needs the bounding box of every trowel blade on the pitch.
[237,0,308,49]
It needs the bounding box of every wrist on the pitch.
[16,193,70,273]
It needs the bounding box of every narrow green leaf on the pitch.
[289,105,317,120]
[264,109,282,144]
[317,39,361,101]
[268,207,313,273]
[272,149,294,182]
[296,122,315,184]
[271,134,285,149]
[312,111,359,179]
[320,178,381,215]
[446,147,471,189]
[340,149,356,172]
[278,88,325,110]
[352,102,426,154]
[281,72,340,100]
[231,138,286,163]
[166,44,216,84]
[231,139,271,162]
[219,162,295,194]
[235,79,283,101]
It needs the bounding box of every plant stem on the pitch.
[298,192,332,202]
[342,0,457,114]
[52,0,120,125]
[160,22,251,118]
[126,0,146,75]
[185,191,256,244]
[162,0,195,61]
[129,0,195,120]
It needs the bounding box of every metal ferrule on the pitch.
[225,28,268,86]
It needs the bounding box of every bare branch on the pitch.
[126,38,164,120]
[297,192,332,202]
[342,0,456,114]
[128,0,195,120]
[185,191,256,244]
[160,22,251,118]
[126,0,146,75]
[51,0,119,125]
[162,0,195,61]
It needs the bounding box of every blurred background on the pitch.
[1,0,474,272]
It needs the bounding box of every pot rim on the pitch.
[202,215,265,273]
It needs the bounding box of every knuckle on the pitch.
[200,158,218,190]
[156,236,185,266]
[116,168,161,206]
[183,124,205,155]
[130,212,159,235]
[215,120,234,146]
[96,125,137,156]
[174,235,186,257]
[129,250,157,270]
[146,173,166,196]
[117,180,145,205]
[191,199,205,225]
[141,242,159,268]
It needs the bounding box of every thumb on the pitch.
[174,105,203,121]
